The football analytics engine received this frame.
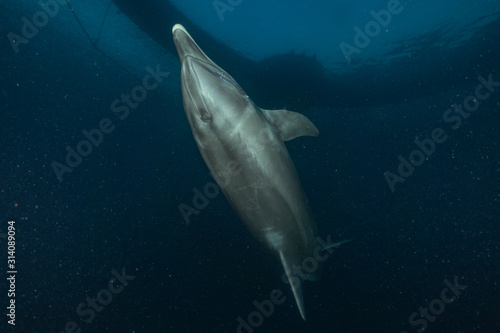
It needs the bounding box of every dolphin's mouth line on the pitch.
[182,61,212,123]
[173,25,215,67]
[182,54,207,65]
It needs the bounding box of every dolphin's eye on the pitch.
[198,107,212,122]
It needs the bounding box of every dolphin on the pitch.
[172,24,344,320]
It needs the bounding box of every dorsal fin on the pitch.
[261,108,319,142]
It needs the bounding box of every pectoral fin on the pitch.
[261,108,319,142]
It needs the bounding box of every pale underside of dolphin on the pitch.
[172,23,345,320]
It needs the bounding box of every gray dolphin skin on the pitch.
[172,24,328,320]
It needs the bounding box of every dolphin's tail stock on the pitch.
[279,251,306,320]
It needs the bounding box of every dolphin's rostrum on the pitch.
[172,24,345,320]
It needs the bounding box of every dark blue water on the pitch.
[1,1,499,332]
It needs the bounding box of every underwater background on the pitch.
[1,0,499,332]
